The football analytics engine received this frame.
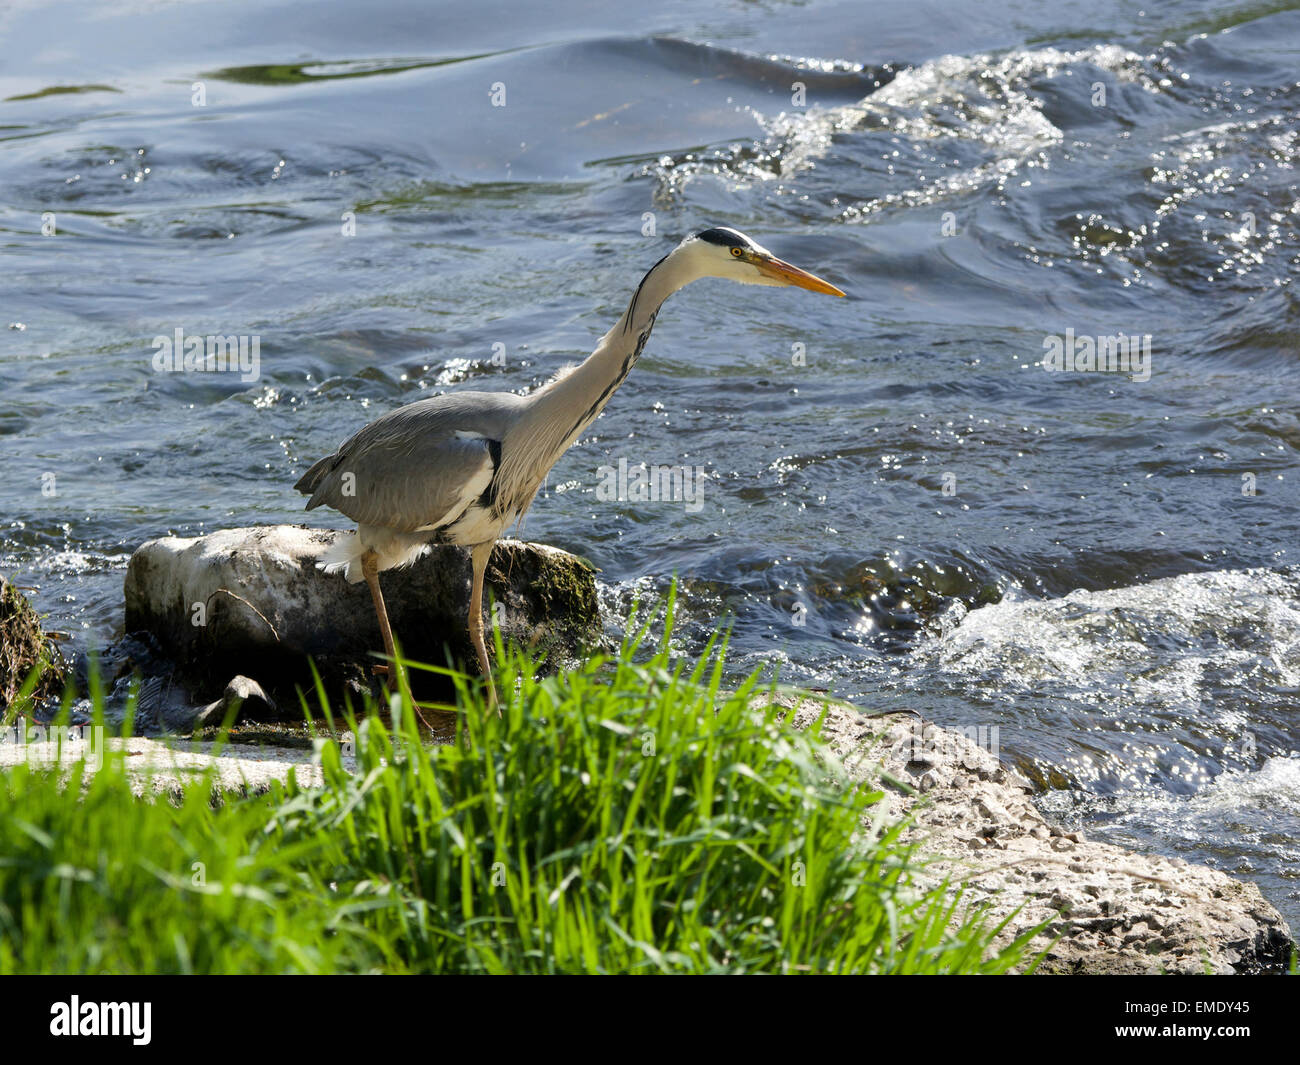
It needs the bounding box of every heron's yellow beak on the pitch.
[755,255,845,297]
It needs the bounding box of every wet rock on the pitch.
[123,525,602,707]
[768,695,1295,975]
[76,631,170,691]
[40,633,193,733]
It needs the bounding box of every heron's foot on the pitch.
[370,660,437,732]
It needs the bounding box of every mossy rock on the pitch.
[0,578,67,716]
[122,526,603,709]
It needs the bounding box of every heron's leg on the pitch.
[361,549,408,698]
[469,541,499,714]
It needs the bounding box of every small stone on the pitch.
[194,675,277,729]
[977,795,1011,823]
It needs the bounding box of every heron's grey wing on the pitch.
[296,392,524,532]
[307,433,496,532]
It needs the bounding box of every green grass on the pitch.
[0,597,1037,974]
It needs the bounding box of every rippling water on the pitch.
[2,0,1297,925]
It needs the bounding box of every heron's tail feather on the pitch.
[317,529,431,583]
[319,532,366,584]
[295,453,338,503]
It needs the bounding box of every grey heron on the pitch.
[294,226,844,710]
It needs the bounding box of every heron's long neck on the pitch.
[494,249,695,516]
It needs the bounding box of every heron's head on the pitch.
[681,226,845,297]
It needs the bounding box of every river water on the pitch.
[2,0,1297,928]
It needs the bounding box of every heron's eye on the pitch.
[730,247,744,257]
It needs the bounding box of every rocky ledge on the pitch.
[3,560,1291,973]
[777,696,1293,975]
[4,697,1288,973]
